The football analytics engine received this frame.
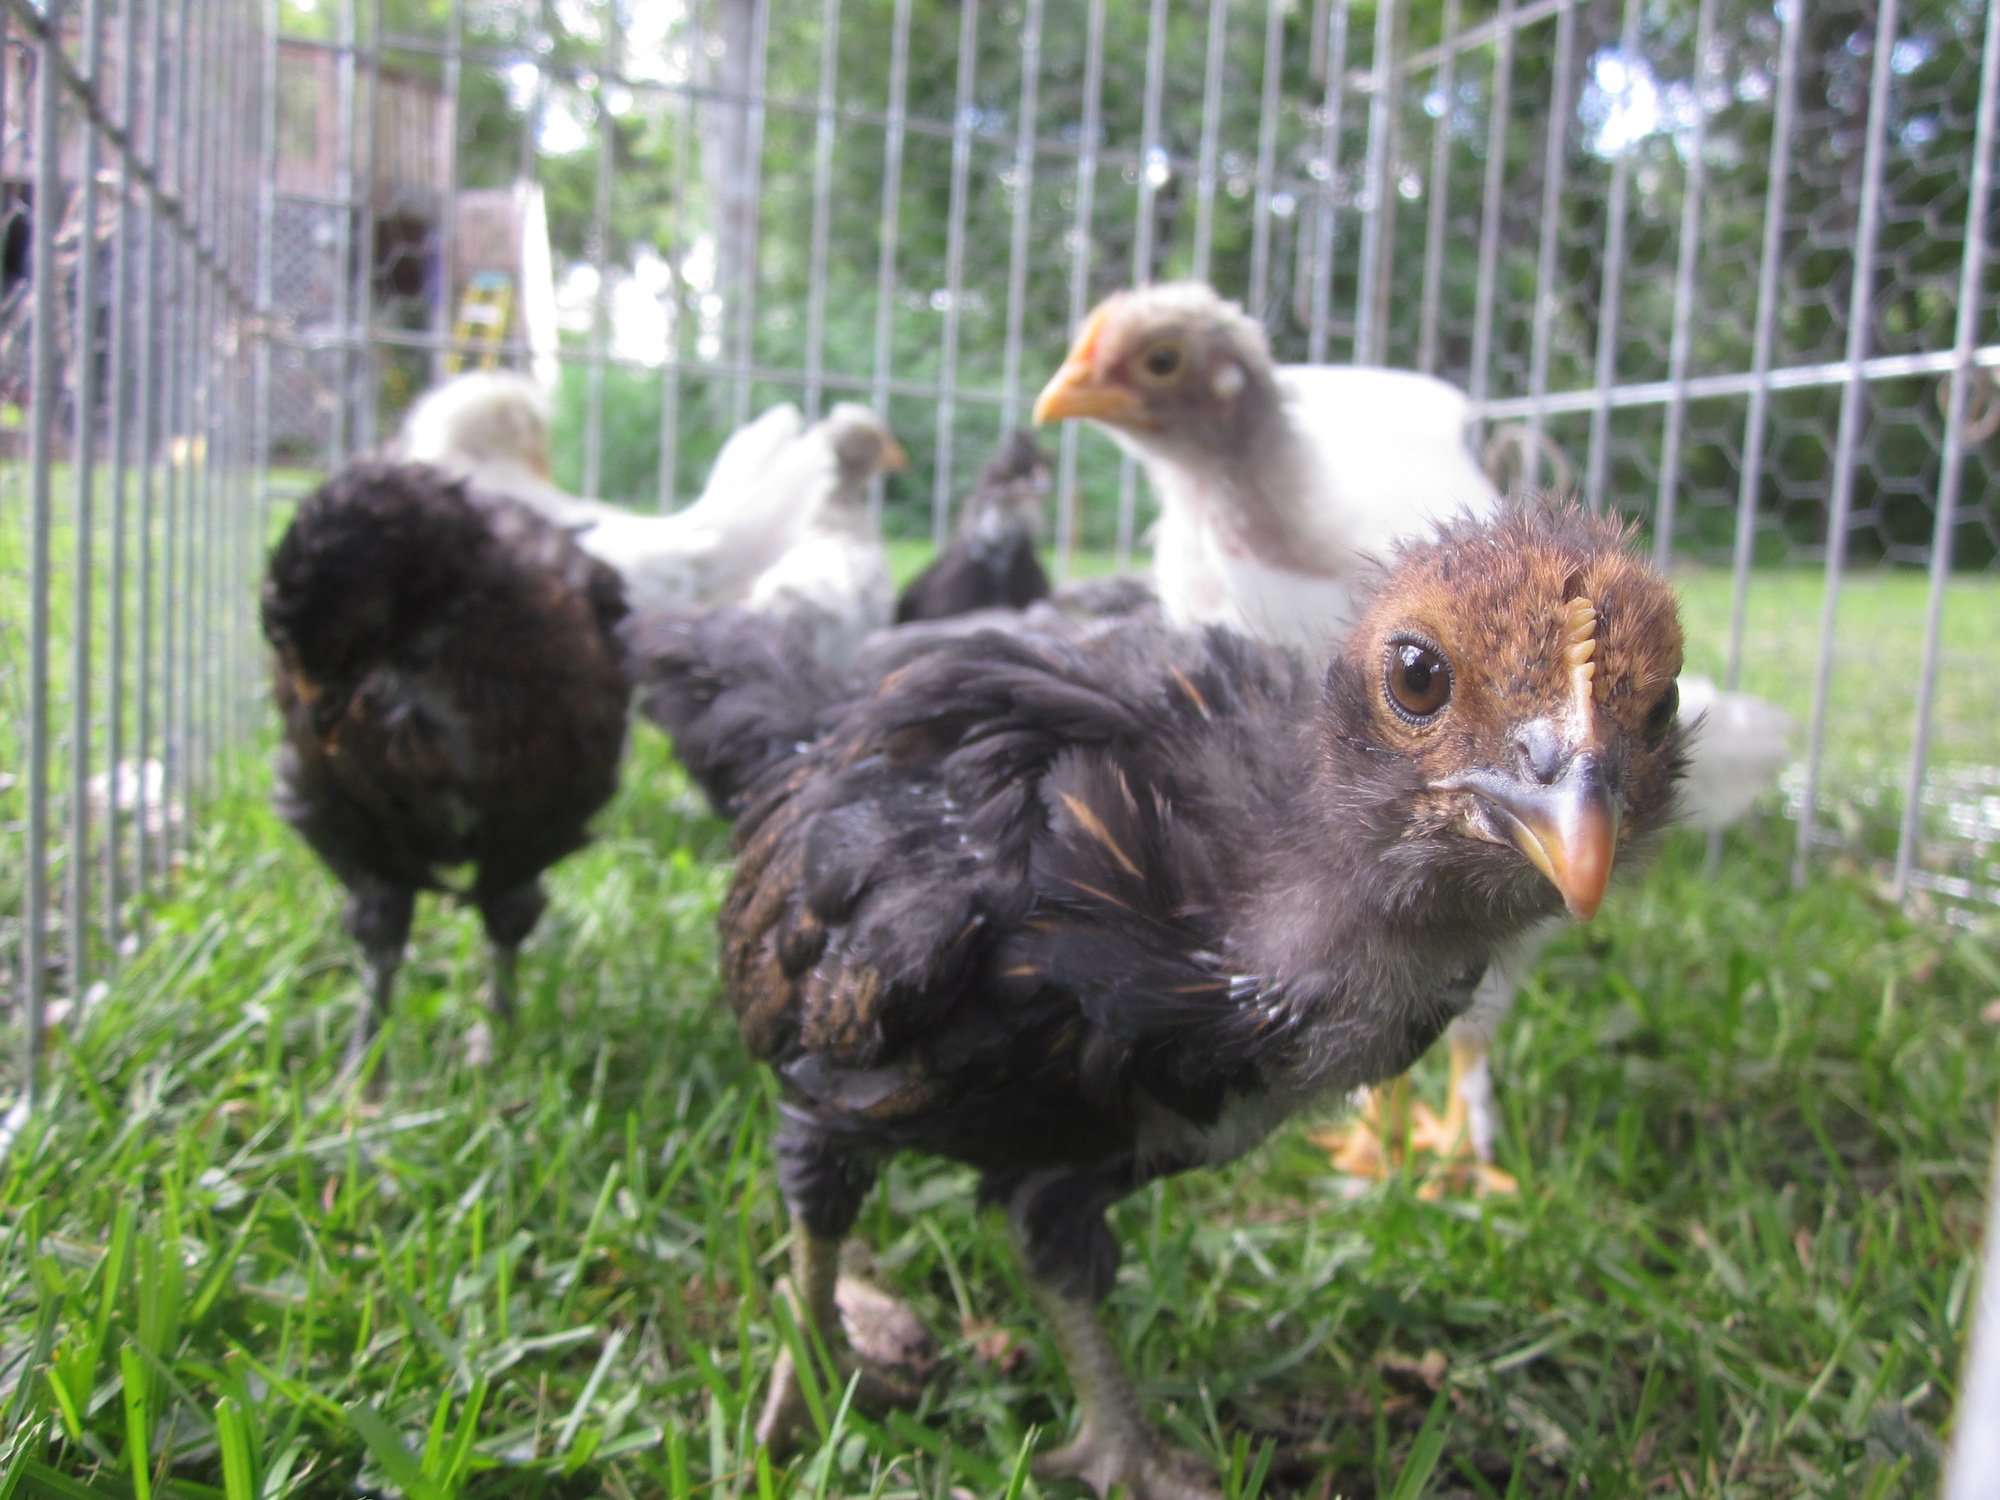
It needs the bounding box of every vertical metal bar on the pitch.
[1129,0,1170,291]
[330,0,356,462]
[932,0,981,547]
[1650,0,1717,567]
[1190,0,1229,285]
[1247,0,1284,316]
[1520,0,1575,482]
[1467,0,1515,405]
[1306,0,1349,364]
[236,12,257,740]
[181,0,210,833]
[1053,0,1107,577]
[1792,0,1900,889]
[997,0,1044,429]
[1718,0,1799,692]
[352,0,382,452]
[237,0,264,758]
[1582,0,1643,515]
[517,7,546,193]
[1113,0,1170,564]
[1947,1131,2000,1500]
[1353,0,1399,364]
[185,0,209,803]
[104,0,145,958]
[583,3,619,500]
[253,0,280,577]
[134,0,164,896]
[729,0,771,427]
[1892,0,1998,900]
[68,0,107,996]
[0,0,9,198]
[158,0,190,873]
[195,0,217,784]
[866,0,912,525]
[1416,0,1460,375]
[656,16,696,512]
[22,0,66,1102]
[211,0,231,768]
[212,0,237,764]
[178,0,206,826]
[433,0,463,383]
[513,0,550,375]
[801,0,842,423]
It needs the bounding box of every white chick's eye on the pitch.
[1136,339,1185,386]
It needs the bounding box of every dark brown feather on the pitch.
[262,460,631,1003]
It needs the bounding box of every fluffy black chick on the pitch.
[894,428,1053,623]
[628,573,1150,822]
[626,606,851,819]
[262,461,632,1071]
[689,499,1686,1497]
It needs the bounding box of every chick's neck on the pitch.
[1207,718,1511,1097]
[1188,390,1346,579]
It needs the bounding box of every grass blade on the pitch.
[343,1402,448,1500]
[118,1345,153,1500]
[215,1396,257,1500]
[1386,1388,1450,1500]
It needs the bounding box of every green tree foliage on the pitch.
[349,0,1996,562]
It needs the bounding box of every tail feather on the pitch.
[625,607,849,815]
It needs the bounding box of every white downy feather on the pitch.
[396,371,831,617]
[741,404,899,670]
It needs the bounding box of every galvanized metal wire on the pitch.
[4,0,1997,1136]
[2,0,266,1135]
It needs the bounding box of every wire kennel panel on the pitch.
[285,0,2000,923]
[2,0,270,1138]
[4,0,1995,1133]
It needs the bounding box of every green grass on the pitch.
[3,716,1996,1497]
[3,475,1997,1496]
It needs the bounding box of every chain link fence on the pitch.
[3,0,1996,1128]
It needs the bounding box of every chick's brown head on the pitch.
[1328,499,1686,923]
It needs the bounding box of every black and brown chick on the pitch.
[894,429,1054,624]
[261,461,633,1073]
[1034,281,1793,1194]
[660,499,1685,1497]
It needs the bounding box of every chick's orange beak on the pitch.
[1033,362,1147,429]
[881,438,909,473]
[1032,304,1149,429]
[1449,755,1620,921]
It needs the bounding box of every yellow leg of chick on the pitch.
[1408,1037,1517,1198]
[1312,1074,1414,1181]
[1313,1044,1516,1196]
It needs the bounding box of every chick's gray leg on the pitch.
[475,881,547,1025]
[756,1112,931,1458]
[341,884,414,1074]
[1008,1170,1222,1500]
[756,1225,844,1455]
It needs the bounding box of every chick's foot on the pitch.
[1032,1424,1223,1500]
[754,1265,935,1458]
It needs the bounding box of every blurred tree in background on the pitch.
[282,0,1997,565]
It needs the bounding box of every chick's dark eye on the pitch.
[1139,341,1184,382]
[1644,681,1679,740]
[1384,639,1452,723]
